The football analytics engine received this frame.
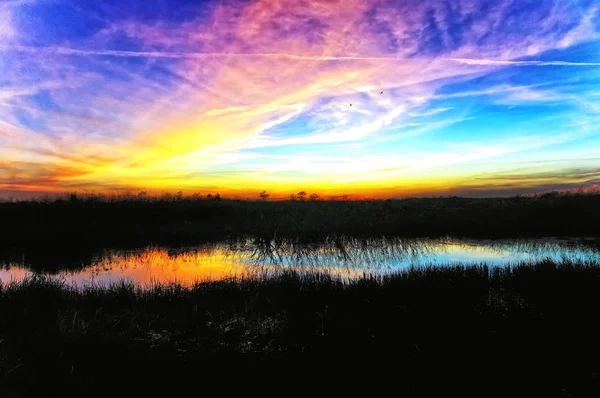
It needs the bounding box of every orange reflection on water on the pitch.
[0,265,31,284]
[74,247,251,286]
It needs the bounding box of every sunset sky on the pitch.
[1,0,599,199]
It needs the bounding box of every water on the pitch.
[1,238,599,287]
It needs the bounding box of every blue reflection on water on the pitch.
[1,238,600,287]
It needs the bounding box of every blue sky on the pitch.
[0,0,599,199]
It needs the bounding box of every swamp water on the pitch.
[1,238,599,287]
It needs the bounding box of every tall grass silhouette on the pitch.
[2,260,600,395]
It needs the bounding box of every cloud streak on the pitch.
[1,0,600,198]
[446,58,600,67]
[0,44,402,61]
[5,44,600,68]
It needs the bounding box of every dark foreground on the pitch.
[2,193,600,252]
[2,261,600,397]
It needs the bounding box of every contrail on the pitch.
[446,58,600,66]
[0,44,398,61]
[5,45,598,66]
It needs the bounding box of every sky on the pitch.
[0,0,599,199]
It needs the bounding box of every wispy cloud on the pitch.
[1,0,599,197]
[0,6,16,41]
[0,44,402,61]
[446,58,600,67]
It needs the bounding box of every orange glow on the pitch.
[84,247,250,286]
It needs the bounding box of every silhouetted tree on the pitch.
[206,194,213,200]
[289,193,297,201]
[309,193,320,201]
[259,190,270,201]
[161,192,174,201]
[297,191,307,201]
[176,191,184,200]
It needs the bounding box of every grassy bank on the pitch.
[2,261,600,396]
[1,192,600,252]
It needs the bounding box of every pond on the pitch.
[1,238,600,287]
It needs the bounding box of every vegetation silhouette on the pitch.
[2,260,600,396]
[1,192,599,254]
[259,190,270,201]
[1,191,600,395]
[296,191,307,201]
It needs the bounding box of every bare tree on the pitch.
[259,190,270,201]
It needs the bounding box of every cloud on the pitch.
[0,44,406,61]
[0,6,16,41]
[245,105,406,148]
[1,0,600,197]
[409,107,452,117]
[558,6,600,48]
[445,58,600,67]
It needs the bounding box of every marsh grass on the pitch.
[1,192,599,251]
[2,260,600,396]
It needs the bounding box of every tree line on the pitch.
[260,190,320,201]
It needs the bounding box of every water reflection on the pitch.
[1,238,600,288]
[243,238,600,270]
[0,247,249,287]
